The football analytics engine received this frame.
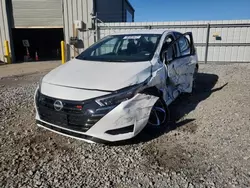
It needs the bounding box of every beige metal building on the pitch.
[0,0,134,63]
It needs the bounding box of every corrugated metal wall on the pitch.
[97,20,250,63]
[12,0,63,28]
[0,0,11,62]
[208,24,250,62]
[63,0,95,60]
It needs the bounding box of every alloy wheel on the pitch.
[148,99,168,126]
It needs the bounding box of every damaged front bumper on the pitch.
[35,90,158,143]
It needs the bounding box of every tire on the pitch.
[147,97,170,129]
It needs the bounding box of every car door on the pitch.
[157,34,179,104]
[165,32,197,94]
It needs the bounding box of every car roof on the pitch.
[111,29,175,35]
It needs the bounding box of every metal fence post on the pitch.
[204,23,210,64]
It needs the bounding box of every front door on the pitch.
[165,32,197,97]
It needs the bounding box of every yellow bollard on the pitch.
[4,40,11,64]
[61,41,66,64]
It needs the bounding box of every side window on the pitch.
[174,32,192,57]
[160,35,177,62]
[178,36,190,56]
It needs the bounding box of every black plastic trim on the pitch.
[140,86,162,98]
[105,125,134,135]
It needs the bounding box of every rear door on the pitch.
[166,32,197,94]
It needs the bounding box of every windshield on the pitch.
[76,34,161,62]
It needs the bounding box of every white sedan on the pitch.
[34,29,198,143]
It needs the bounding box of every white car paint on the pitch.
[34,29,198,143]
[42,59,152,91]
[41,82,111,101]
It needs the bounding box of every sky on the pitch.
[129,0,250,22]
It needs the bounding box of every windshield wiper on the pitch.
[111,60,128,62]
[97,59,128,62]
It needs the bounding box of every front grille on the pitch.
[36,90,114,132]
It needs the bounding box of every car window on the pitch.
[178,36,191,56]
[174,32,192,57]
[120,40,129,50]
[77,34,161,62]
[160,35,177,62]
[91,38,118,56]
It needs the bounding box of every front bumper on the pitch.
[35,90,158,143]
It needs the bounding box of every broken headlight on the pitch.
[95,83,145,107]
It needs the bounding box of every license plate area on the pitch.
[39,106,68,126]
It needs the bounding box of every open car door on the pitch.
[164,32,198,99]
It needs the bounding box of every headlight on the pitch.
[95,83,145,107]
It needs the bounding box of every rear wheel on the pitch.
[147,98,169,128]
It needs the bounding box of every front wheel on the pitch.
[147,98,170,129]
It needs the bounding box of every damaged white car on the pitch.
[34,30,198,143]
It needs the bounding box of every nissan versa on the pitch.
[34,30,198,143]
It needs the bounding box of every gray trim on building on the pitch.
[125,0,135,12]
[124,0,134,22]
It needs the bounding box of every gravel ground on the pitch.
[0,63,250,188]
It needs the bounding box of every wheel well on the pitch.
[140,86,163,98]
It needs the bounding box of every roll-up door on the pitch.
[12,0,63,28]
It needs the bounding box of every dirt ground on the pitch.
[0,61,60,79]
[0,62,250,188]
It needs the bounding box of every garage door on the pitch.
[12,0,63,28]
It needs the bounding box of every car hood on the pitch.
[42,59,152,91]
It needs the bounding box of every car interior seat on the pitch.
[127,39,137,55]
